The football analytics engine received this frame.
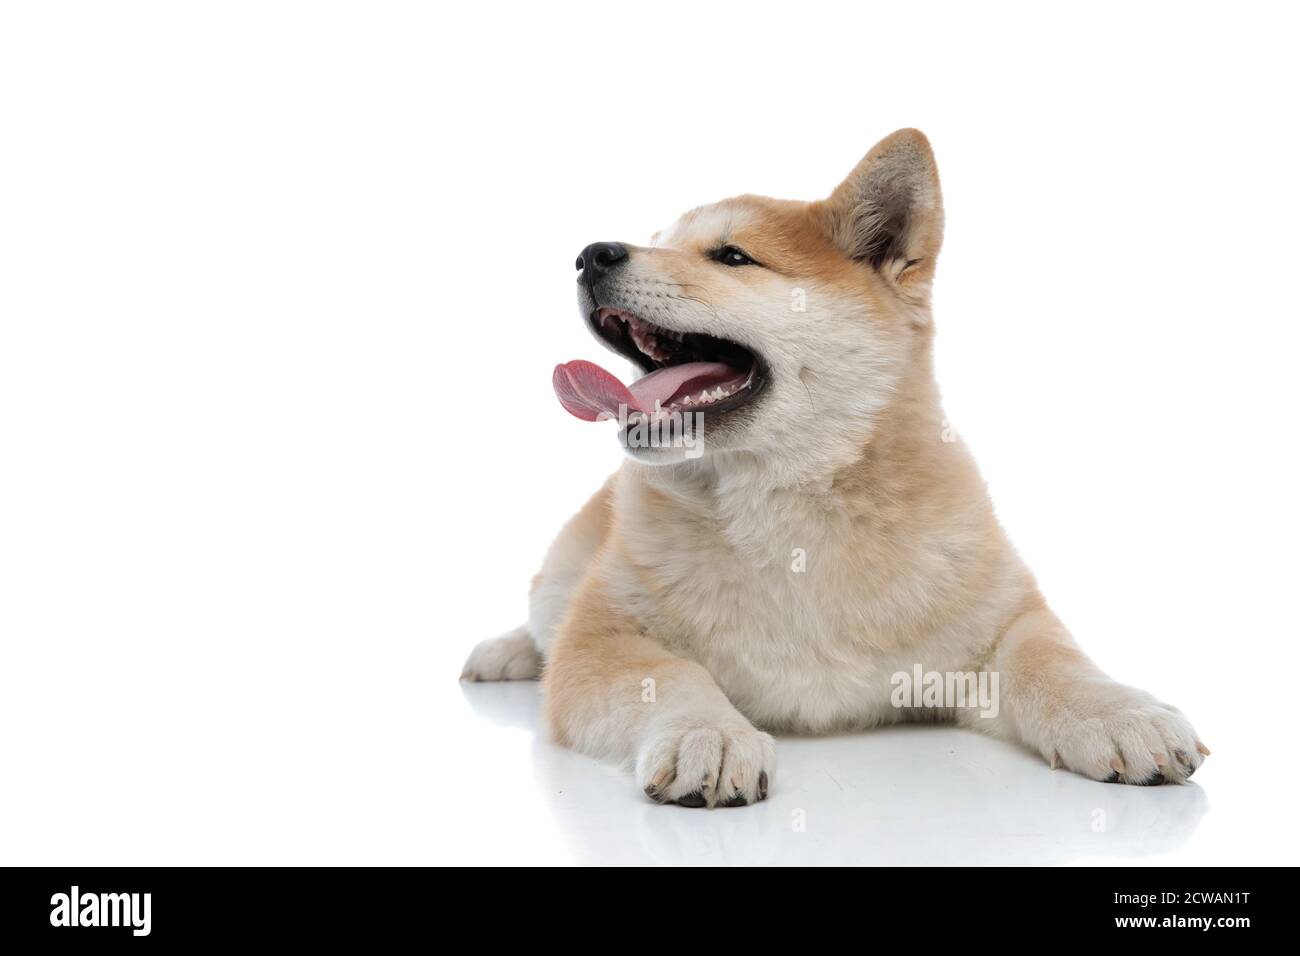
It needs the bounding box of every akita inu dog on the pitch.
[461,128,1208,807]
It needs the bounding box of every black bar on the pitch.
[0,866,1282,943]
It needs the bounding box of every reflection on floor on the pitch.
[460,680,1206,866]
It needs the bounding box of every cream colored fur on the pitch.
[461,129,1207,807]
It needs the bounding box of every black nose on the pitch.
[575,241,628,281]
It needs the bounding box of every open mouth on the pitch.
[552,307,767,422]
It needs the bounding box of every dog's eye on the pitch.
[713,245,758,267]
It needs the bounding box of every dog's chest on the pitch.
[618,485,956,731]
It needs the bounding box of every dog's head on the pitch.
[556,129,944,476]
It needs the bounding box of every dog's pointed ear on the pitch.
[822,128,944,290]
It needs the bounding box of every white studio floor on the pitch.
[447,680,1284,867]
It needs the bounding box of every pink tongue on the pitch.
[553,359,740,422]
[552,360,640,422]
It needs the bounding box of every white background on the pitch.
[2,2,1297,866]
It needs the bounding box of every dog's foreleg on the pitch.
[460,478,615,683]
[969,602,1207,784]
[460,625,542,682]
[544,584,775,808]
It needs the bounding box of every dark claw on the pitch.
[644,785,666,804]
[1103,771,1121,784]
[722,792,748,808]
[1137,771,1165,786]
[758,771,769,800]
[1172,751,1196,778]
[674,790,707,808]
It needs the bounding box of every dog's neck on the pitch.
[634,343,958,561]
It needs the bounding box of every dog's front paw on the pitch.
[636,718,776,808]
[460,627,542,682]
[1044,683,1209,785]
